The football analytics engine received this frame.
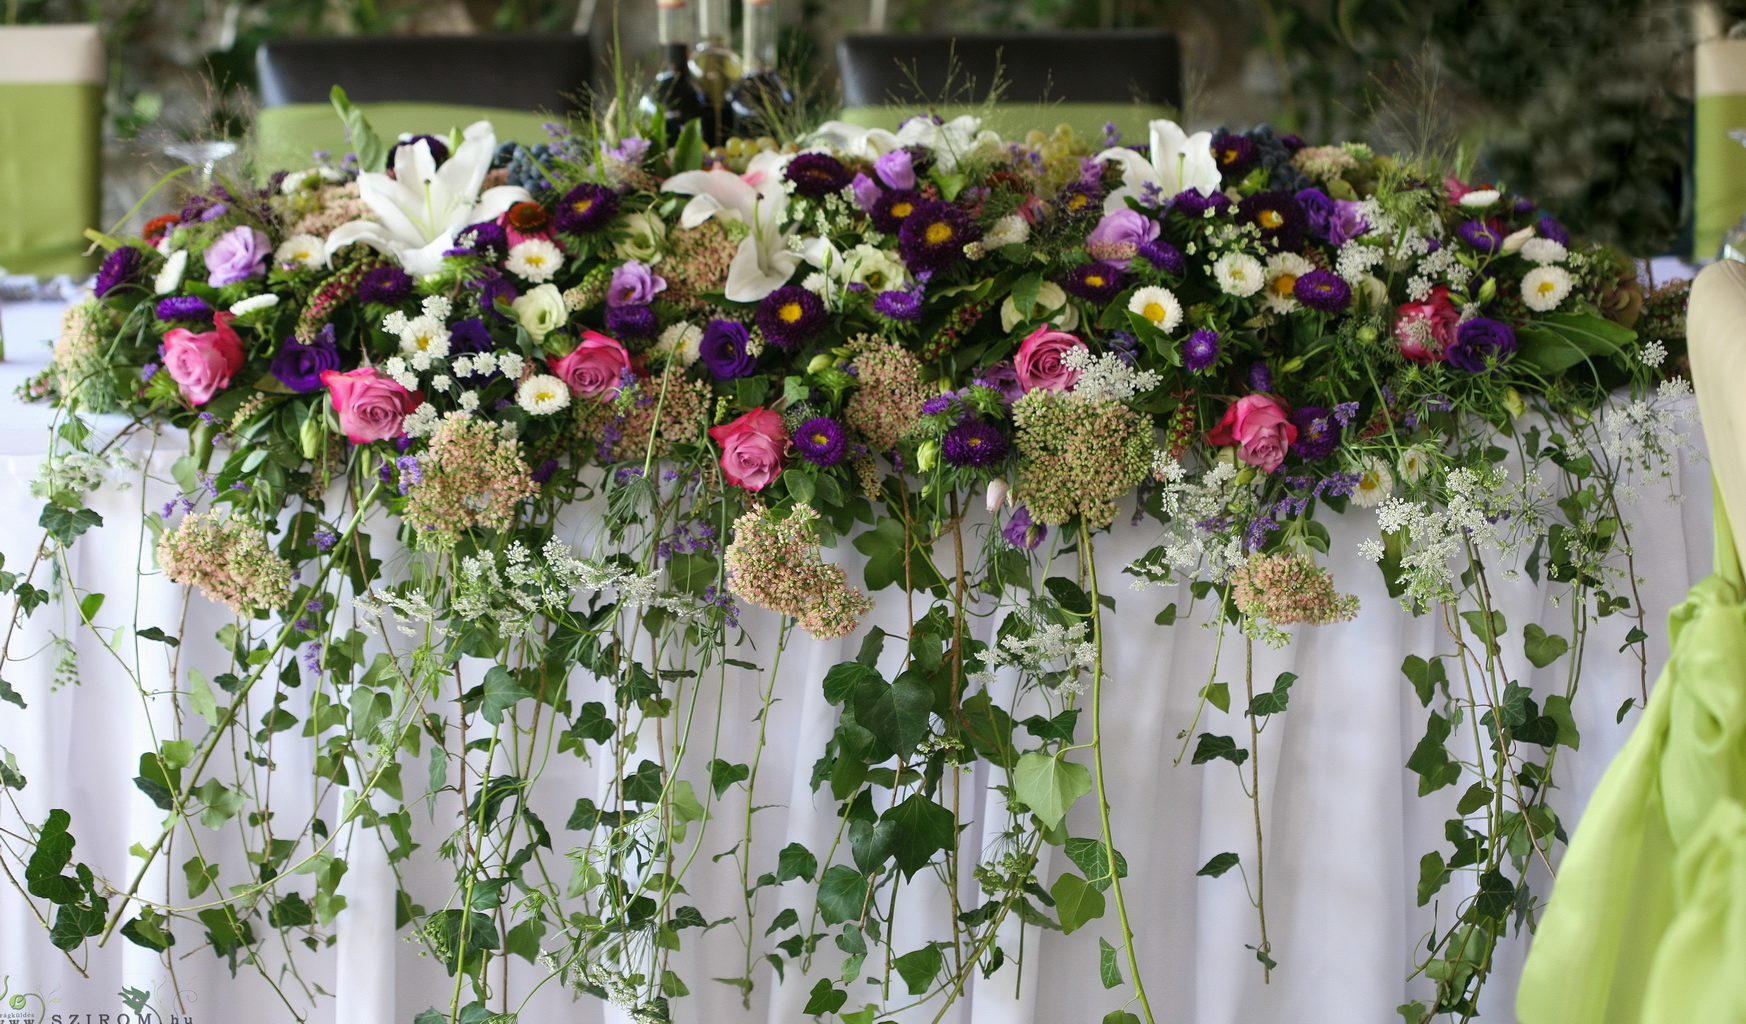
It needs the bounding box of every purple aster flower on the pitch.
[1294,269,1351,312]
[448,318,494,356]
[874,149,916,190]
[1237,192,1308,250]
[554,183,619,233]
[979,360,1023,404]
[1446,317,1517,374]
[784,152,854,197]
[1002,505,1046,550]
[1248,360,1274,392]
[1056,182,1103,217]
[1288,405,1341,461]
[756,286,827,348]
[873,288,923,322]
[94,246,144,298]
[849,173,882,212]
[1537,215,1569,246]
[920,394,953,416]
[1085,209,1160,267]
[270,324,341,393]
[1059,261,1125,304]
[1137,239,1185,274]
[1183,329,1219,372]
[455,220,509,258]
[606,304,658,340]
[1170,189,1231,218]
[1458,219,1505,254]
[607,260,667,307]
[898,200,979,273]
[1211,131,1260,178]
[390,134,449,165]
[794,417,849,466]
[870,189,923,234]
[473,271,520,324]
[356,266,413,306]
[699,319,756,379]
[942,420,1008,468]
[156,295,212,322]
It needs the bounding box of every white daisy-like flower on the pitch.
[505,238,563,283]
[517,374,572,415]
[1521,265,1573,312]
[1520,237,1567,265]
[1260,252,1314,314]
[1127,285,1183,332]
[1213,252,1264,297]
[1457,188,1500,208]
[274,233,327,271]
[654,322,703,367]
[1351,457,1395,508]
[1397,446,1432,484]
[154,250,188,295]
[228,294,279,316]
[983,214,1030,248]
[398,315,450,358]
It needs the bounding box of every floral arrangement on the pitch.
[3,100,1695,1024]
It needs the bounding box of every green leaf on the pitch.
[1201,681,1229,713]
[77,592,104,624]
[621,759,664,803]
[506,917,546,963]
[39,504,102,545]
[882,793,957,879]
[1045,576,1093,616]
[1248,672,1296,717]
[1472,868,1515,921]
[1523,623,1570,668]
[268,893,314,928]
[1617,697,1637,723]
[853,672,933,757]
[1416,851,1451,906]
[816,865,868,925]
[894,944,943,995]
[1196,851,1240,878]
[1544,694,1582,750]
[120,909,175,951]
[188,668,220,727]
[1104,1013,1143,1024]
[1191,733,1249,767]
[1010,272,1043,318]
[1456,783,1494,815]
[480,665,534,726]
[136,626,180,647]
[329,86,386,173]
[568,701,616,745]
[1013,751,1092,830]
[823,662,880,706]
[1098,937,1123,988]
[1460,609,1506,647]
[803,978,848,1016]
[776,842,817,883]
[0,674,26,709]
[708,758,750,796]
[196,907,254,957]
[670,118,707,173]
[1515,312,1633,374]
[1065,836,1128,892]
[1050,873,1105,933]
[183,856,218,899]
[25,809,80,903]
[1402,655,1447,707]
[853,517,945,592]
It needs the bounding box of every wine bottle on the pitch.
[639,0,711,144]
[724,0,793,137]
[690,0,740,145]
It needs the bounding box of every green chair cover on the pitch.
[1693,40,1746,261]
[256,102,570,173]
[1517,484,1746,1023]
[835,103,1173,148]
[0,25,104,278]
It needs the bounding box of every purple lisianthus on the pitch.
[390,134,449,165]
[898,200,979,273]
[1002,505,1046,550]
[606,304,658,340]
[1211,131,1260,178]
[204,225,271,286]
[874,149,917,190]
[1171,189,1231,218]
[794,417,849,466]
[1237,192,1307,250]
[873,288,923,322]
[94,246,144,298]
[1289,405,1341,461]
[472,270,519,323]
[156,295,212,322]
[455,220,509,258]
[1060,261,1125,304]
[1296,187,1370,245]
[608,260,667,307]
[554,183,619,234]
[756,286,827,348]
[1183,329,1219,372]
[849,173,882,212]
[979,360,1023,404]
[1446,317,1517,374]
[1248,360,1274,392]
[270,324,341,393]
[942,420,1008,468]
[357,266,413,306]
[1294,270,1351,312]
[785,153,854,197]
[448,317,494,355]
[699,319,756,379]
[1085,209,1160,267]
[1138,239,1185,275]
[871,189,922,234]
[1107,330,1140,367]
[1458,219,1505,254]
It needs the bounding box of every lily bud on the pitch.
[299,411,324,461]
[805,353,834,375]
[985,477,1010,512]
[1280,357,1304,374]
[916,440,939,472]
[1477,276,1498,305]
[1503,387,1527,420]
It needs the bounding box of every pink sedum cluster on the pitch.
[156,511,292,614]
[403,415,538,544]
[1228,552,1359,626]
[844,336,934,453]
[724,505,872,640]
[1011,390,1154,529]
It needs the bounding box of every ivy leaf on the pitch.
[38,504,102,545]
[893,944,943,995]
[1472,869,1515,921]
[853,672,933,757]
[1013,751,1092,830]
[188,669,220,727]
[853,517,944,592]
[775,842,817,883]
[1098,937,1124,988]
[882,793,957,879]
[1065,836,1128,892]
[823,662,880,706]
[120,909,175,951]
[816,865,868,925]
[1104,1013,1143,1024]
[1523,624,1569,668]
[708,758,750,796]
[25,808,80,903]
[1050,873,1105,934]
[1402,655,1448,707]
[1196,852,1240,878]
[1247,672,1296,717]
[1190,733,1249,767]
[802,978,848,1016]
[1045,576,1093,616]
[568,701,615,745]
[1200,681,1229,713]
[1543,694,1581,750]
[621,760,664,804]
[1416,851,1452,906]
[0,674,25,710]
[479,665,534,726]
[136,626,180,647]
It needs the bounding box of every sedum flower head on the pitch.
[1011,390,1155,528]
[403,415,538,544]
[157,511,292,613]
[1229,551,1359,629]
[724,505,872,640]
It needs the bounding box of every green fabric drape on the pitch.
[1517,484,1746,1023]
[0,82,102,277]
[255,103,571,173]
[835,103,1173,147]
[1692,94,1746,262]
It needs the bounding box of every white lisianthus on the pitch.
[1500,226,1535,255]
[842,244,908,293]
[983,214,1030,248]
[985,477,1010,513]
[280,167,346,194]
[398,315,451,358]
[1457,188,1500,208]
[654,322,704,367]
[1520,237,1567,265]
[1351,457,1395,508]
[273,233,327,270]
[1213,252,1265,297]
[228,294,280,317]
[511,284,568,342]
[613,211,667,264]
[1353,274,1390,311]
[1521,265,1573,312]
[1260,252,1314,314]
[1128,285,1184,332]
[155,249,188,295]
[999,280,1078,332]
[517,374,572,415]
[505,238,563,283]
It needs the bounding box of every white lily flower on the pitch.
[809,121,902,159]
[1095,119,1221,214]
[663,151,806,301]
[324,121,532,276]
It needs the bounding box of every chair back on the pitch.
[0,24,104,276]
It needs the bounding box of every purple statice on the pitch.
[532,458,560,485]
[1237,192,1308,250]
[1107,331,1140,367]
[1288,406,1341,461]
[455,220,509,258]
[1002,506,1046,550]
[270,324,341,393]
[874,149,917,190]
[356,266,413,306]
[156,295,212,322]
[1457,219,1505,254]
[1423,393,1454,413]
[699,319,756,379]
[301,642,323,676]
[870,189,922,234]
[941,420,1008,468]
[554,183,619,233]
[394,455,422,495]
[1318,472,1361,499]
[897,200,979,272]
[390,134,449,164]
[1183,329,1220,372]
[1293,270,1351,312]
[606,304,658,340]
[1331,401,1360,426]
[1248,360,1274,392]
[978,360,1024,404]
[1102,121,1123,147]
[1537,215,1569,246]
[1211,131,1260,178]
[756,286,827,348]
[607,261,667,307]
[1137,239,1185,275]
[1446,317,1517,374]
[141,362,160,382]
[94,246,144,298]
[1060,261,1126,303]
[700,584,741,629]
[312,528,338,551]
[1170,189,1231,218]
[794,417,849,467]
[784,153,854,197]
[1244,515,1280,550]
[873,287,923,322]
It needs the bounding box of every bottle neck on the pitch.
[697,0,732,46]
[741,0,777,74]
[656,1,694,46]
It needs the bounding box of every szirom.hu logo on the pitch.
[44,1016,194,1023]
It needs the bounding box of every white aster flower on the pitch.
[1213,252,1264,297]
[1397,446,1432,484]
[1520,237,1567,265]
[155,250,187,295]
[505,238,563,283]
[983,214,1030,248]
[516,374,572,415]
[654,322,704,367]
[1128,285,1183,332]
[1352,457,1395,508]
[274,233,327,270]
[398,315,450,358]
[1260,252,1314,314]
[1521,265,1573,312]
[1457,188,1500,208]
[228,294,280,316]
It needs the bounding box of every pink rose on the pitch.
[1393,285,1458,364]
[708,407,787,492]
[549,329,632,399]
[1014,324,1087,393]
[1207,394,1298,473]
[162,311,245,406]
[321,367,423,444]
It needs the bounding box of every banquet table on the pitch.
[0,294,1715,1024]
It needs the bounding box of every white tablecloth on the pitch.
[0,298,1714,1024]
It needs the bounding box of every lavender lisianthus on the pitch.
[1294,269,1352,312]
[942,420,1009,467]
[204,225,271,286]
[448,318,494,355]
[1183,329,1220,372]
[874,149,916,190]
[1085,209,1160,268]
[978,360,1024,404]
[608,260,667,307]
[1002,505,1046,550]
[156,295,212,322]
[699,319,756,379]
[606,304,658,340]
[794,417,849,466]
[1446,317,1517,374]
[94,246,144,298]
[270,324,341,393]
[1288,405,1341,461]
[357,266,414,306]
[849,173,882,212]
